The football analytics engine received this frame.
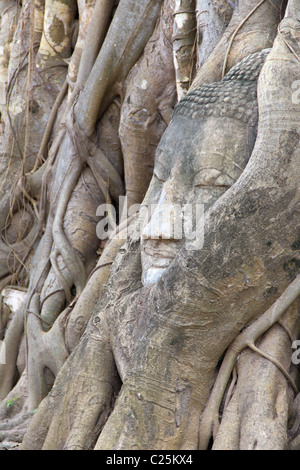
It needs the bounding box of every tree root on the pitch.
[31,79,68,174]
[199,273,300,450]
[247,342,297,392]
[212,302,300,450]
[0,371,34,450]
[71,0,114,92]
[37,0,77,70]
[27,293,69,411]
[190,0,281,89]
[87,145,124,201]
[52,158,86,290]
[74,0,165,137]
[65,227,129,353]
[0,188,41,284]
[172,0,197,100]
[119,0,176,208]
[49,249,72,304]
[221,0,268,78]
[21,319,121,450]
[0,306,25,400]
[0,213,55,400]
[40,154,104,330]
[0,407,34,450]
[0,0,162,448]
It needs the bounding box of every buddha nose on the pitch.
[141,182,183,241]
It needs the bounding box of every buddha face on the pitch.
[140,114,252,286]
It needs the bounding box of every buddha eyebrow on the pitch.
[153,172,166,183]
[193,166,222,176]
[193,168,236,182]
[155,159,169,172]
[154,160,168,171]
[156,144,174,157]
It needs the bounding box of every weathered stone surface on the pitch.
[140,49,270,286]
[173,49,270,122]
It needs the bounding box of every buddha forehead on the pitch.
[154,48,268,180]
[154,114,247,180]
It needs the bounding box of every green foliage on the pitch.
[6,397,20,409]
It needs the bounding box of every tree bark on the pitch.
[1,0,300,452]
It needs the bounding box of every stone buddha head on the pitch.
[140,50,269,286]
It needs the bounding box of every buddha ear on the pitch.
[284,0,300,21]
[275,16,300,61]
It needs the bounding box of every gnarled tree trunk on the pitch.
[0,0,300,452]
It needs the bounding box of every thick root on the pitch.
[190,0,282,89]
[119,0,176,207]
[21,319,120,450]
[199,275,300,449]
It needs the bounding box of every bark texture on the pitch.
[1,0,300,452]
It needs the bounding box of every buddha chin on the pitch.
[141,239,179,286]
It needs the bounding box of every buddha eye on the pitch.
[154,171,165,183]
[153,160,169,183]
[193,168,235,188]
[193,168,222,187]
